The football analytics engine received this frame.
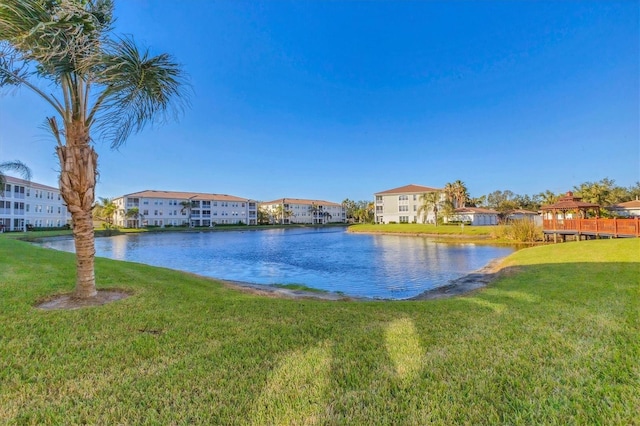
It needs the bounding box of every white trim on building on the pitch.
[112,190,258,228]
[0,176,71,232]
[374,184,443,224]
[260,198,346,225]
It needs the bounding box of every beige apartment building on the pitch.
[260,198,346,225]
[0,176,71,231]
[374,184,443,224]
[112,190,258,227]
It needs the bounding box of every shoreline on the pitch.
[407,257,507,300]
[220,257,508,302]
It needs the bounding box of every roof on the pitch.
[261,198,342,207]
[507,209,539,215]
[455,207,499,214]
[2,175,59,192]
[609,199,640,209]
[119,190,251,202]
[375,184,440,195]
[540,191,600,211]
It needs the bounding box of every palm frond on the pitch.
[90,36,189,148]
[0,160,32,195]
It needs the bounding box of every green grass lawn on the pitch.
[0,237,638,424]
[349,222,498,236]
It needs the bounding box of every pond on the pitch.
[38,227,515,300]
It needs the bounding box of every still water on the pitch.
[39,227,514,299]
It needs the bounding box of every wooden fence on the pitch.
[543,217,640,239]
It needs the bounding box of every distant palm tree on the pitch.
[125,207,141,228]
[322,211,332,224]
[180,200,194,227]
[538,190,559,206]
[0,0,188,299]
[451,180,469,209]
[0,160,32,195]
[93,197,117,225]
[443,182,455,208]
[417,191,441,225]
[308,203,320,224]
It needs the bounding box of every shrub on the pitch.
[494,219,542,242]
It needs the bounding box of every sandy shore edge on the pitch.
[221,256,508,302]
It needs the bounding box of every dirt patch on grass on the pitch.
[36,289,132,310]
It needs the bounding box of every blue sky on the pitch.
[0,1,638,202]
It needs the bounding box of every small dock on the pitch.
[543,218,640,242]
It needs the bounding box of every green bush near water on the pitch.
[0,237,638,424]
[494,219,543,242]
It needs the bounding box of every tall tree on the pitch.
[628,182,640,201]
[538,190,559,206]
[308,203,320,224]
[417,191,441,225]
[125,206,141,228]
[93,196,116,225]
[180,200,193,227]
[443,182,455,208]
[485,189,518,221]
[0,0,188,298]
[450,180,469,209]
[257,206,270,225]
[341,198,357,222]
[0,160,32,194]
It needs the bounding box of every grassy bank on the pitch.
[349,222,498,237]
[1,238,638,424]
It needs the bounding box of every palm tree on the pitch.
[180,200,193,227]
[93,197,116,225]
[1,1,188,298]
[308,203,320,224]
[417,191,441,225]
[0,160,32,195]
[451,180,469,209]
[125,207,141,228]
[538,190,559,207]
[443,182,455,209]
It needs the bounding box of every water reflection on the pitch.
[38,228,514,300]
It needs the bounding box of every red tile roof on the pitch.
[507,209,539,215]
[540,192,599,210]
[121,190,250,202]
[455,207,499,214]
[261,198,342,207]
[609,200,640,209]
[375,184,440,195]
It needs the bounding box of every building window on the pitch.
[399,205,408,212]
[399,195,408,201]
[399,216,409,223]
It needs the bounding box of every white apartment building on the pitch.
[260,198,346,225]
[374,184,443,224]
[0,176,71,232]
[112,190,258,228]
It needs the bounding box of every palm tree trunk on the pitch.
[56,137,98,299]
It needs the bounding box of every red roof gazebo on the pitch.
[540,191,640,241]
[540,191,600,220]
